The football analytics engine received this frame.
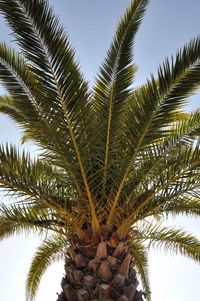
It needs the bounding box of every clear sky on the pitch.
[0,1,200,301]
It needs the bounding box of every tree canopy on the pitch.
[0,1,200,300]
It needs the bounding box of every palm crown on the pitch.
[0,0,200,300]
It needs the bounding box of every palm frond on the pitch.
[0,0,99,230]
[0,144,76,221]
[126,37,200,151]
[0,0,89,119]
[108,37,200,225]
[143,195,200,219]
[91,0,148,196]
[130,238,151,301]
[25,234,66,300]
[0,203,64,241]
[119,110,200,210]
[133,140,200,217]
[140,223,200,263]
[117,138,200,235]
[0,43,84,195]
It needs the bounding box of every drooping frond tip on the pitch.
[26,235,66,300]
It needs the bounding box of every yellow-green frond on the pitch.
[130,238,151,301]
[140,223,200,263]
[26,235,67,300]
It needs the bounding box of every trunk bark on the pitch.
[56,228,144,301]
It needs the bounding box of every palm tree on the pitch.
[0,0,200,300]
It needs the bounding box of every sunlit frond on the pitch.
[130,238,151,301]
[91,0,149,198]
[26,235,66,300]
[107,37,200,225]
[0,202,64,241]
[139,223,200,263]
[0,144,77,220]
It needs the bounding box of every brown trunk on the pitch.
[57,228,144,301]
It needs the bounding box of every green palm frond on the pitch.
[119,110,200,208]
[0,144,76,220]
[126,37,200,149]
[0,43,53,139]
[91,0,148,197]
[118,137,200,231]
[122,37,200,166]
[108,37,200,225]
[0,203,64,241]
[0,0,90,151]
[140,223,200,263]
[0,0,99,230]
[0,0,89,117]
[0,95,26,125]
[144,195,200,219]
[26,235,66,300]
[130,238,151,301]
[0,43,84,195]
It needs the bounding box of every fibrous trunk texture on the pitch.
[57,227,144,301]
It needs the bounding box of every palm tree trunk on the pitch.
[56,227,144,301]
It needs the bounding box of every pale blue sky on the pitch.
[0,1,200,301]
